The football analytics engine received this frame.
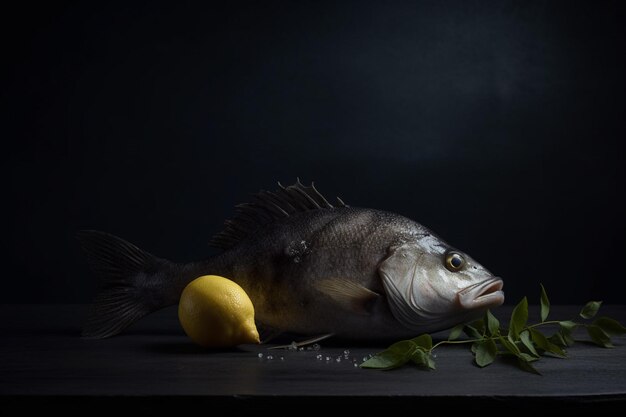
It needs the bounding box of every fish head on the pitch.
[379,236,504,331]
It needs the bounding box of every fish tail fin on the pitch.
[76,230,179,339]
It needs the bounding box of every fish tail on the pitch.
[76,230,180,339]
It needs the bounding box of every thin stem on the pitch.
[431,335,499,351]
[526,320,566,329]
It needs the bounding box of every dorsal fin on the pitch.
[209,179,348,250]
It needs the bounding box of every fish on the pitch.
[78,180,504,340]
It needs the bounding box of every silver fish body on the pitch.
[78,181,504,340]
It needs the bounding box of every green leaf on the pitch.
[360,351,407,369]
[499,335,521,356]
[360,340,416,369]
[426,355,436,370]
[519,330,540,358]
[548,331,567,348]
[389,340,419,357]
[410,349,427,366]
[561,330,575,347]
[559,320,580,346]
[559,321,577,332]
[580,301,602,319]
[517,358,542,375]
[558,321,577,346]
[485,310,500,336]
[475,339,497,367]
[593,317,626,336]
[448,324,465,341]
[508,297,528,340]
[540,283,550,322]
[411,348,436,370]
[470,342,479,354]
[586,325,614,348]
[518,352,539,362]
[463,325,483,339]
[529,328,566,357]
[411,334,433,350]
[471,320,486,335]
[528,328,546,346]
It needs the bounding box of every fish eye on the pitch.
[445,252,465,272]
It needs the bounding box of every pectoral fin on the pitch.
[316,279,380,315]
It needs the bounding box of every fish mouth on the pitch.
[457,278,505,310]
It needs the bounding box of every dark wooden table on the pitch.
[1,305,625,414]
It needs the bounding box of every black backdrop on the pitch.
[4,1,624,304]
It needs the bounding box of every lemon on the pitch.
[178,275,260,348]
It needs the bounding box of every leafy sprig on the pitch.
[361,285,626,374]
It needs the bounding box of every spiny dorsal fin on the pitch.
[209,179,348,250]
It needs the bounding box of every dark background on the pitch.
[3,1,624,304]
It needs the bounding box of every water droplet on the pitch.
[316,354,323,360]
[267,355,274,360]
[354,363,358,367]
[288,342,298,351]
[312,344,321,351]
[280,356,285,361]
[362,357,368,362]
[336,357,341,362]
[343,349,350,355]
[258,353,263,358]
[298,347,304,351]
[325,356,331,361]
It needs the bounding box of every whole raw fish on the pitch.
[78,180,504,340]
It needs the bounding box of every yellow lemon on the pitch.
[178,275,260,348]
